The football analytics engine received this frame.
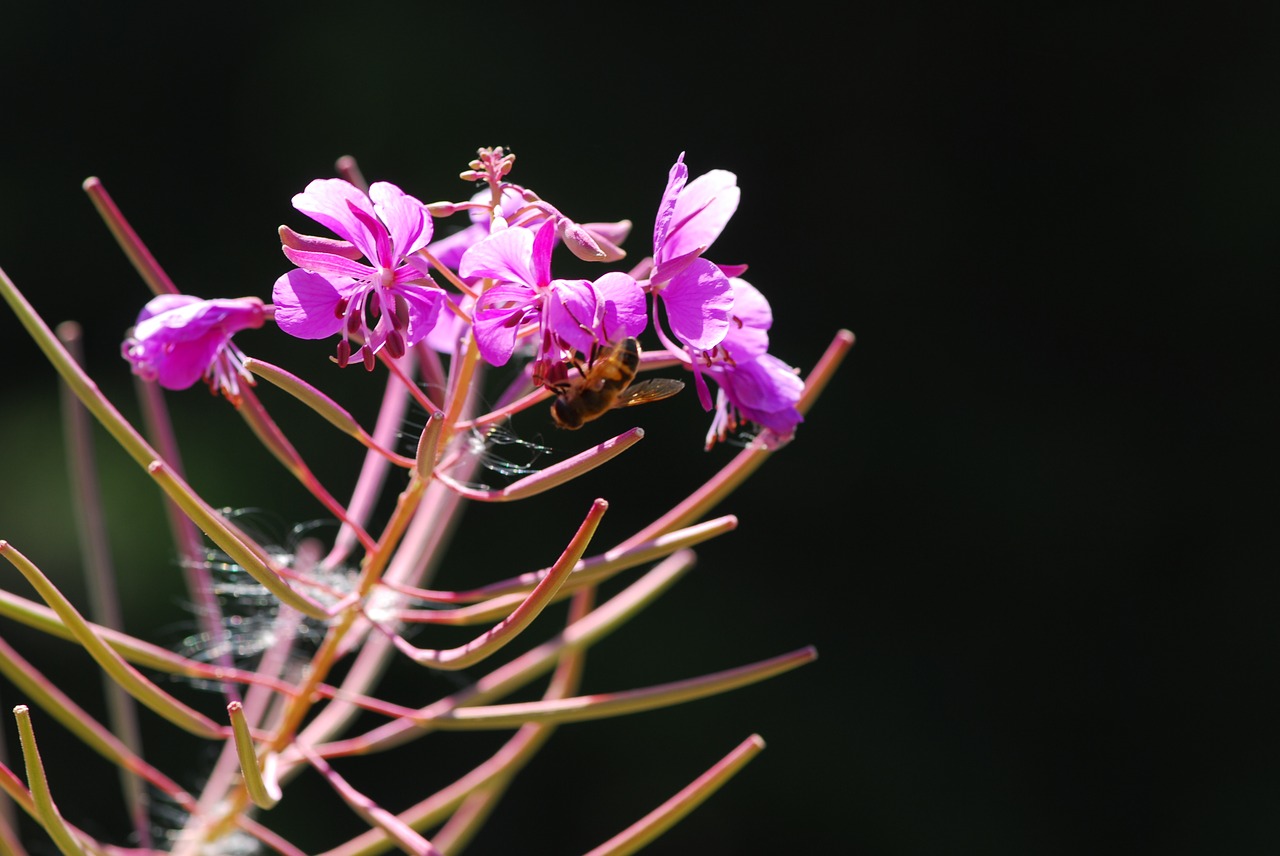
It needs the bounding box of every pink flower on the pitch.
[272,179,445,368]
[648,153,740,353]
[122,294,265,403]
[459,220,646,375]
[697,279,804,449]
[704,353,805,450]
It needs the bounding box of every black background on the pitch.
[0,4,1273,855]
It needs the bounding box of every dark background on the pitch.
[0,4,1273,855]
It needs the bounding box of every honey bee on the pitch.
[549,337,685,429]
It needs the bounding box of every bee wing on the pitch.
[615,378,686,408]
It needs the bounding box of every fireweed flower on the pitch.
[272,179,445,368]
[705,353,805,449]
[647,153,742,355]
[122,294,265,402]
[459,218,646,376]
[701,279,804,448]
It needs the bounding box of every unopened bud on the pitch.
[560,220,629,263]
[559,220,607,261]
[427,201,461,217]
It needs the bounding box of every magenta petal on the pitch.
[397,283,446,346]
[653,153,688,254]
[272,270,348,340]
[721,278,771,359]
[473,282,538,366]
[665,169,739,260]
[714,354,805,438]
[544,280,600,355]
[660,257,734,351]
[154,329,225,389]
[458,226,538,287]
[530,219,556,285]
[292,179,380,262]
[472,310,523,367]
[282,246,377,280]
[724,354,803,412]
[650,244,702,289]
[369,181,433,260]
[591,271,647,340]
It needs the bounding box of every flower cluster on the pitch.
[0,148,853,855]
[124,148,804,447]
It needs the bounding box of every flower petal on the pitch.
[667,169,739,259]
[721,278,771,360]
[397,283,446,346]
[473,282,539,366]
[716,354,804,434]
[653,153,688,256]
[370,181,433,259]
[659,257,734,351]
[544,279,600,355]
[591,271,647,340]
[281,246,377,281]
[458,226,538,287]
[272,269,349,340]
[292,179,380,262]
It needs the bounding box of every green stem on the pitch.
[13,706,97,856]
[1,541,227,739]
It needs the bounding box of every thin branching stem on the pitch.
[583,734,767,856]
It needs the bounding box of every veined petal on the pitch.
[591,271,647,340]
[281,246,377,281]
[390,263,437,289]
[530,219,556,286]
[650,244,703,288]
[706,353,804,447]
[272,269,349,340]
[660,257,734,351]
[292,178,380,262]
[370,181,434,259]
[721,278,771,360]
[473,282,539,366]
[653,153,688,256]
[720,354,803,412]
[666,169,739,259]
[459,226,538,287]
[397,283,447,346]
[544,279,600,356]
[345,201,395,270]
